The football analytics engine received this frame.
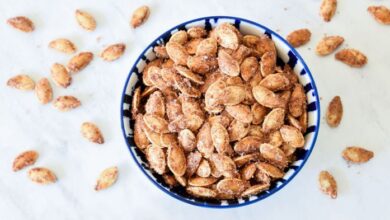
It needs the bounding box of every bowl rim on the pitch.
[120,15,321,209]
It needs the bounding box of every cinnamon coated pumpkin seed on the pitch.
[256,162,284,179]
[131,5,150,28]
[95,166,118,191]
[196,159,211,178]
[100,43,126,61]
[35,78,53,104]
[319,171,337,199]
[234,136,264,154]
[75,10,96,31]
[241,163,257,180]
[49,38,77,54]
[367,5,390,25]
[216,178,247,196]
[188,176,217,187]
[259,143,288,167]
[316,36,344,56]
[51,63,72,88]
[241,183,270,197]
[326,96,343,127]
[167,145,187,177]
[260,51,276,77]
[211,122,232,155]
[215,23,241,50]
[170,31,188,45]
[81,122,104,144]
[280,125,305,148]
[218,49,240,76]
[7,74,35,90]
[13,150,38,172]
[166,41,189,65]
[7,16,34,32]
[146,145,166,175]
[286,29,311,48]
[187,186,217,198]
[186,151,202,177]
[262,108,285,133]
[67,52,93,73]
[335,49,367,67]
[134,114,150,150]
[342,147,374,163]
[53,96,81,111]
[228,119,250,142]
[253,85,284,108]
[178,129,196,152]
[320,0,337,22]
[28,167,57,185]
[187,26,207,39]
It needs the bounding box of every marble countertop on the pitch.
[0,0,389,219]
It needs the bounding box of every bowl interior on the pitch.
[121,16,320,208]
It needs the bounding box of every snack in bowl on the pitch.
[121,17,320,207]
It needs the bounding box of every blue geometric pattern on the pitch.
[120,16,320,208]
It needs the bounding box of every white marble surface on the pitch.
[0,0,389,219]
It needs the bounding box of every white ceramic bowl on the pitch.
[120,16,320,208]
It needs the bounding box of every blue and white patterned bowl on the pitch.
[120,16,320,208]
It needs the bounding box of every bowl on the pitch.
[120,16,320,208]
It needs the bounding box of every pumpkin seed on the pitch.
[28,167,57,185]
[51,63,72,88]
[320,0,337,22]
[259,73,290,91]
[167,145,187,176]
[234,136,264,154]
[318,171,337,199]
[218,49,240,76]
[259,143,288,167]
[188,176,218,187]
[7,74,35,90]
[178,129,196,152]
[81,122,104,144]
[316,36,344,56]
[7,16,34,32]
[35,78,53,104]
[253,85,284,108]
[262,108,285,133]
[342,147,374,163]
[335,49,367,67]
[134,114,150,150]
[186,151,202,177]
[130,5,150,28]
[215,23,241,50]
[216,178,247,196]
[186,186,217,198]
[326,96,343,127]
[368,6,390,25]
[196,159,211,178]
[146,145,166,175]
[49,38,77,54]
[95,166,118,191]
[228,119,250,142]
[280,125,305,148]
[241,183,270,197]
[256,162,284,179]
[211,122,233,155]
[13,150,38,172]
[75,10,96,31]
[286,29,311,48]
[143,114,169,134]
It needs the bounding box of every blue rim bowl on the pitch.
[120,16,320,208]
